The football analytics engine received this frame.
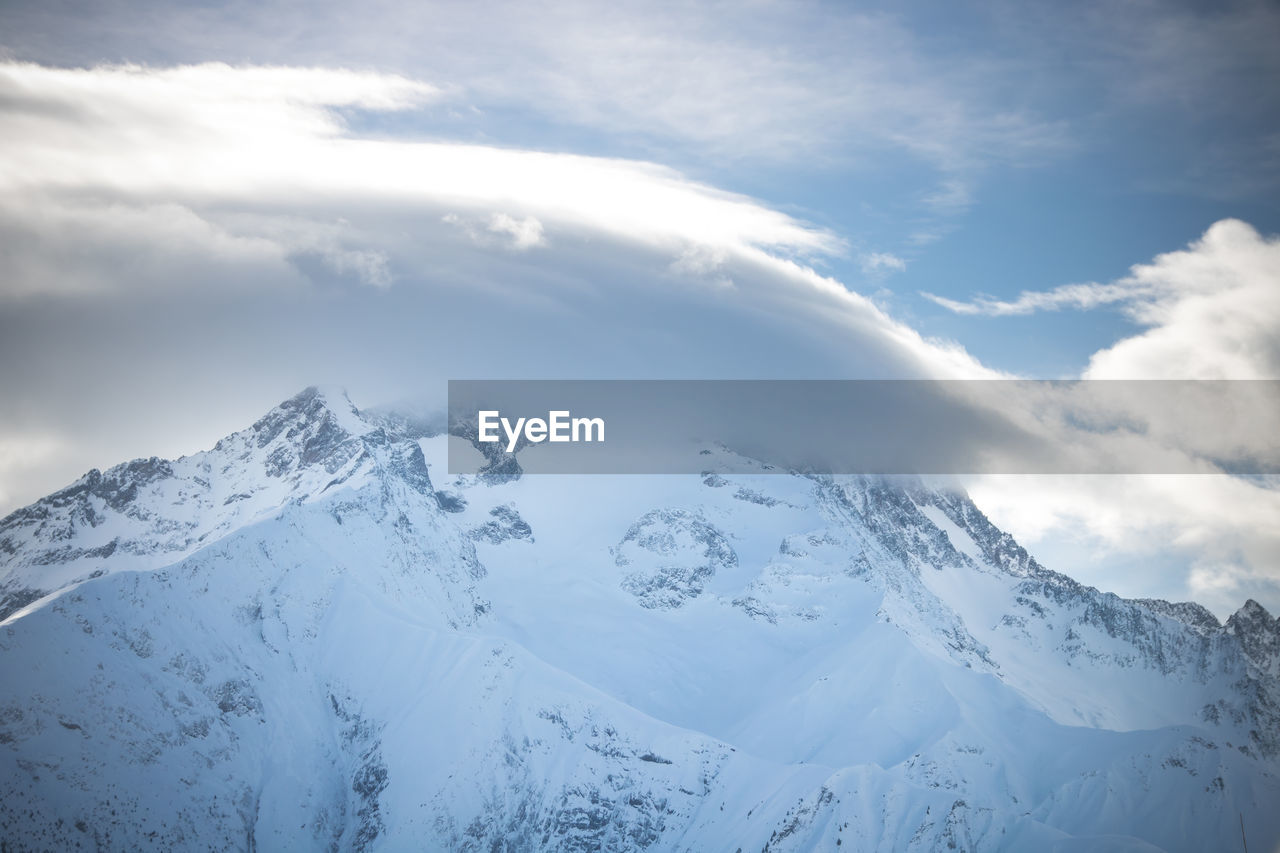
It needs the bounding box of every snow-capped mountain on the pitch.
[1,387,1277,851]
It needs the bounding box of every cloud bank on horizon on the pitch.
[0,0,1277,617]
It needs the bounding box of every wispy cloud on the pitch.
[921,281,1144,317]
[487,214,545,250]
[0,0,1075,232]
[0,62,845,299]
[859,252,907,275]
[444,212,547,251]
[920,179,973,216]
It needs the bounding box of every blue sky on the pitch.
[0,0,1278,616]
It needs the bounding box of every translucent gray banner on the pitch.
[447,380,1280,475]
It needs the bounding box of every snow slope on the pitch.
[1,387,1278,851]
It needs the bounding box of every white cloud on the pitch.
[0,59,1005,513]
[951,219,1280,617]
[318,247,393,289]
[442,212,547,252]
[968,473,1280,619]
[922,280,1143,316]
[0,61,996,385]
[668,244,731,287]
[0,195,300,299]
[0,0,1089,253]
[925,219,1280,380]
[859,252,907,275]
[0,62,843,269]
[1084,220,1280,379]
[150,1,1058,170]
[486,213,545,250]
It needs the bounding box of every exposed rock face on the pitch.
[470,504,533,544]
[614,509,736,609]
[1228,599,1280,678]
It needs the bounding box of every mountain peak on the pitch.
[0,388,400,613]
[254,385,368,439]
[239,386,382,478]
[1229,598,1278,634]
[1238,598,1274,620]
[1228,598,1280,678]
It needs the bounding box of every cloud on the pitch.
[0,62,440,169]
[950,218,1280,617]
[444,212,547,251]
[5,0,1275,239]
[922,281,1143,317]
[0,195,300,299]
[920,179,973,215]
[0,0,1095,254]
[0,2,1066,169]
[486,214,545,250]
[668,245,731,287]
[0,59,1000,513]
[1084,220,1280,379]
[0,62,844,271]
[925,219,1280,380]
[859,252,907,275]
[317,247,393,289]
[967,473,1280,619]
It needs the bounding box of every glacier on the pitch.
[1,386,1278,851]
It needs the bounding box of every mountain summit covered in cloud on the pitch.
[1,387,1278,851]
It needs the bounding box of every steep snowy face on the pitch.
[2,388,1279,852]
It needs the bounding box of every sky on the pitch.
[0,0,1277,617]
